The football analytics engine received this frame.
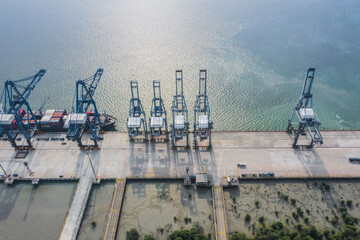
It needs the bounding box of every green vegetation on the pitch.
[184,217,192,224]
[320,182,330,192]
[278,192,289,201]
[291,199,296,205]
[258,216,264,224]
[169,226,209,240]
[255,200,260,207]
[346,200,352,207]
[143,235,155,240]
[296,207,304,217]
[126,228,139,240]
[230,223,360,240]
[230,233,249,240]
[91,220,96,228]
[245,214,251,222]
[292,212,299,220]
[331,216,339,225]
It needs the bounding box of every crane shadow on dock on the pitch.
[129,141,149,178]
[171,148,193,178]
[294,148,329,177]
[150,141,171,178]
[194,148,218,185]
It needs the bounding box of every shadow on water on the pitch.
[0,183,24,222]
[180,185,199,215]
[23,185,37,221]
[130,182,147,199]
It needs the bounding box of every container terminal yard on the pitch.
[0,69,360,240]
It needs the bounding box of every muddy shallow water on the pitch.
[0,181,77,240]
[223,179,360,236]
[77,181,115,240]
[116,180,214,240]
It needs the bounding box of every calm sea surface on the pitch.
[1,0,360,131]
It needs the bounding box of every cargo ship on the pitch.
[20,109,117,132]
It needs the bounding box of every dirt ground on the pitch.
[223,179,360,236]
[116,180,214,240]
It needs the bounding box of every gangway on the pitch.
[171,70,190,148]
[194,70,213,148]
[127,81,148,141]
[65,68,103,149]
[0,69,46,149]
[287,68,323,148]
[149,81,168,141]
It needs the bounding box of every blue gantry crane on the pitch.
[149,81,168,141]
[171,70,190,148]
[127,81,148,141]
[193,70,213,148]
[0,69,46,149]
[65,68,103,149]
[287,68,323,148]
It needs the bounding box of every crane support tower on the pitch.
[287,68,323,148]
[127,81,148,141]
[65,68,103,149]
[0,69,46,150]
[149,81,168,141]
[193,70,213,148]
[171,70,190,148]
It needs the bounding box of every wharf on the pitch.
[0,131,360,183]
[213,185,228,240]
[59,158,95,240]
[103,178,126,240]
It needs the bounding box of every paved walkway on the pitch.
[213,185,228,240]
[59,177,93,240]
[103,178,126,240]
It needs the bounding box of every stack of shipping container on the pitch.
[39,109,67,131]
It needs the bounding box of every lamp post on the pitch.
[0,163,7,176]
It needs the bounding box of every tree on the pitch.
[143,235,155,240]
[126,228,139,240]
[230,232,248,240]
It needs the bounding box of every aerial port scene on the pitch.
[1,0,360,240]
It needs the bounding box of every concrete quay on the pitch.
[59,160,95,240]
[0,131,360,184]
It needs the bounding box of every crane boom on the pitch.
[0,69,46,149]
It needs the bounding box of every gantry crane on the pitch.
[149,81,168,141]
[193,70,213,148]
[65,68,103,149]
[0,69,46,150]
[171,70,190,148]
[127,81,148,141]
[287,68,323,148]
